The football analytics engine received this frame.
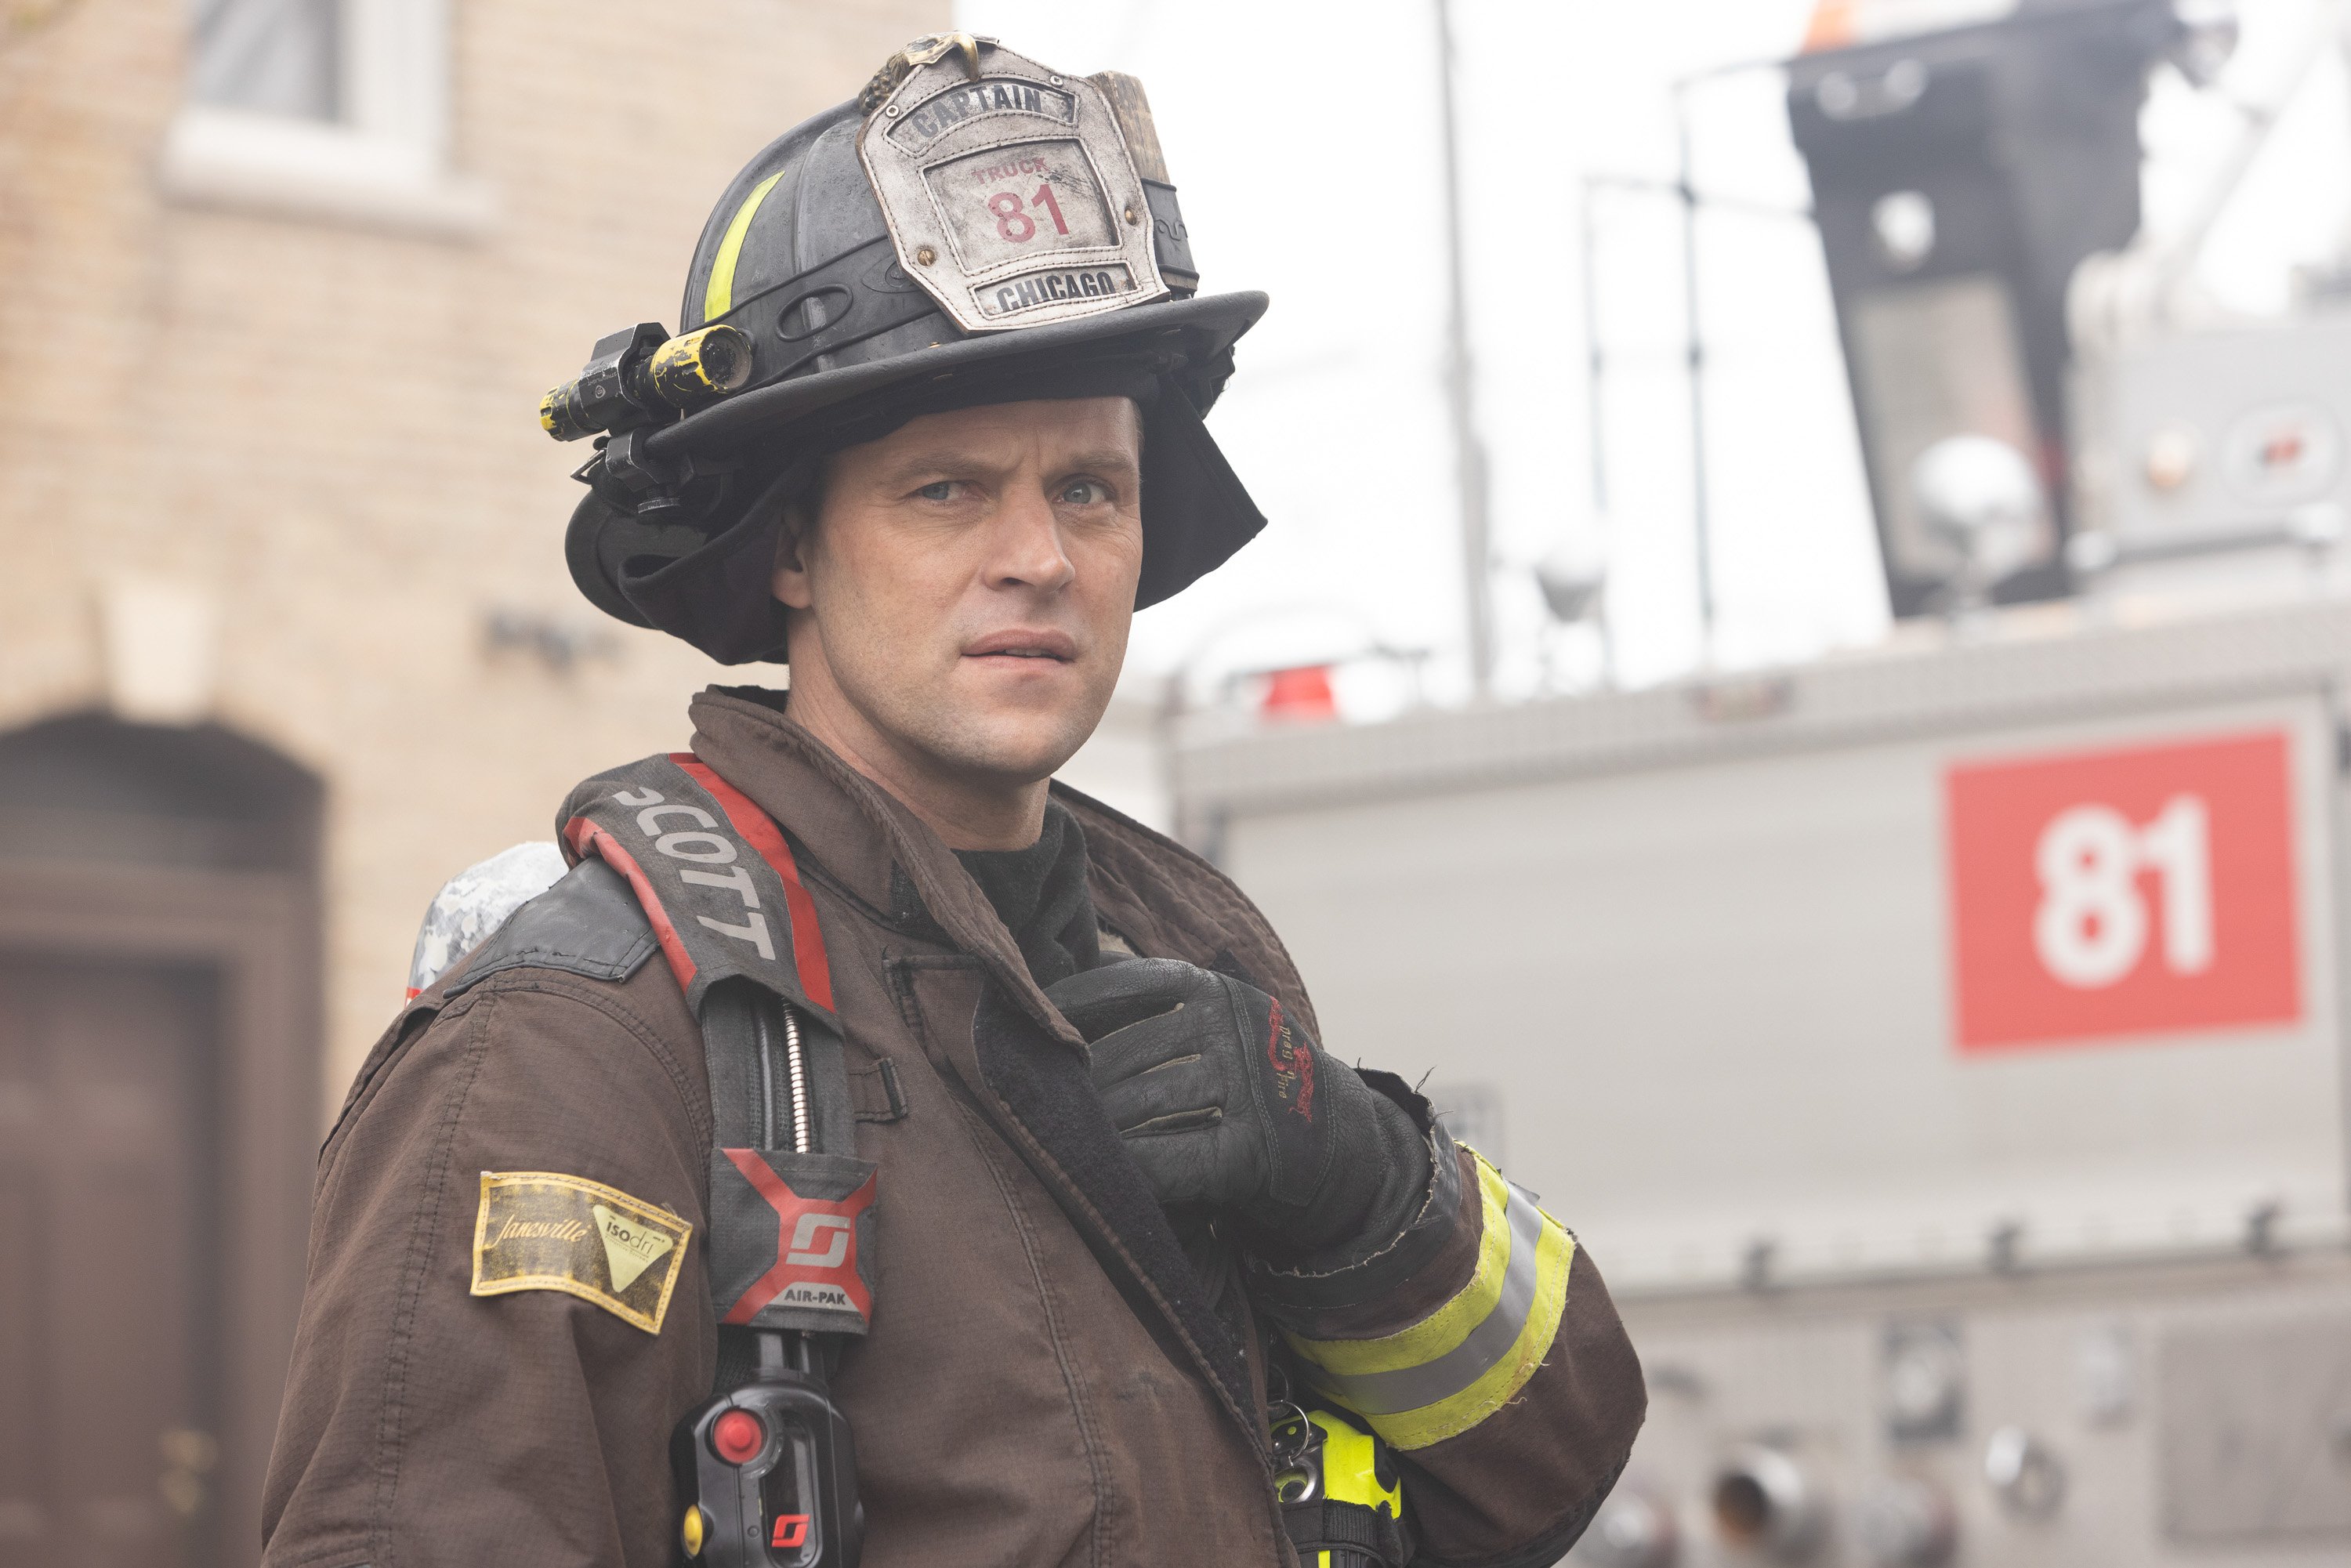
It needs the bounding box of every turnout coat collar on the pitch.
[687,687,1086,1048]
[685,683,1323,1044]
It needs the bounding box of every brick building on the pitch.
[0,1,941,1561]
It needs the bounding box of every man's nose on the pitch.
[984,486,1077,592]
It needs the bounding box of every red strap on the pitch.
[670,752,835,1012]
[563,817,700,992]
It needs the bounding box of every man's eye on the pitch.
[915,481,957,502]
[1059,480,1109,506]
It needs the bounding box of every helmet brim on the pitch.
[569,289,1271,665]
[645,289,1267,462]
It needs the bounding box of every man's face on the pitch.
[772,396,1144,791]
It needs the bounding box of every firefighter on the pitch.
[261,35,1644,1568]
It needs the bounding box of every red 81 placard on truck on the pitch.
[1943,730,2303,1052]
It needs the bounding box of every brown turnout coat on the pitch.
[260,690,1644,1568]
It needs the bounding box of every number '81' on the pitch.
[2033,795,2212,988]
[988,183,1070,243]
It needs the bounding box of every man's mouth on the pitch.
[964,630,1078,662]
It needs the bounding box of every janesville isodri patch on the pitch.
[470,1171,692,1334]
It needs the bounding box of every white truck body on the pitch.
[1170,596,2351,1566]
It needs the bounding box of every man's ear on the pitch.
[770,500,816,610]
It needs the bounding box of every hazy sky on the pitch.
[956,0,2351,711]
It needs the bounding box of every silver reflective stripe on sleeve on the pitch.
[1299,1181,1548,1417]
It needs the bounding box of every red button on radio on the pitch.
[711,1410,764,1465]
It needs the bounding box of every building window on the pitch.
[162,0,494,239]
[190,0,342,122]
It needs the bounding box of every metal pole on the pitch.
[1582,171,1807,523]
[1674,82,1716,659]
[1434,0,1494,697]
[1581,176,1608,520]
[1581,177,1615,693]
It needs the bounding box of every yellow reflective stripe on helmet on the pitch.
[702,171,785,324]
[1285,1157,1575,1451]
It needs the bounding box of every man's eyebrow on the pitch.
[871,448,1000,486]
[872,445,1143,486]
[1057,447,1143,477]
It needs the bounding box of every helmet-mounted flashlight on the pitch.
[541,322,754,444]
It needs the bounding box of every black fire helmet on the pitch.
[556,34,1269,664]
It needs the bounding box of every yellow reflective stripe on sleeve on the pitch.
[1364,1217,1572,1450]
[701,171,784,324]
[1291,1157,1513,1380]
[1284,1156,1576,1451]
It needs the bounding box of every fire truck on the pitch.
[1172,594,2351,1567]
[1165,2,2351,1563]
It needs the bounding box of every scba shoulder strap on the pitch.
[560,751,834,1020]
[559,751,876,1342]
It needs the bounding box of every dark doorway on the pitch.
[1,959,222,1566]
[0,714,321,1568]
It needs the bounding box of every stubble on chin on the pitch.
[823,643,1099,789]
[904,674,1108,784]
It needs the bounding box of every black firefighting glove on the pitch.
[1047,958,1434,1266]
